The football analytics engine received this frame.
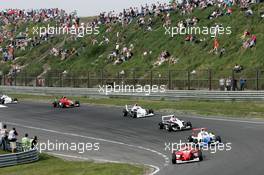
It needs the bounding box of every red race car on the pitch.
[172,144,203,164]
[53,97,80,108]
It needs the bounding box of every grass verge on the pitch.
[0,150,10,155]
[0,154,144,175]
[10,93,264,119]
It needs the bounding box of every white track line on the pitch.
[0,105,7,108]
[5,121,168,175]
[49,152,160,175]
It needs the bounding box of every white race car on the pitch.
[0,95,18,104]
[123,105,154,118]
[159,115,192,132]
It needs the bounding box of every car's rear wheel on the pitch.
[172,153,176,164]
[216,136,222,143]
[168,125,173,132]
[53,102,58,108]
[75,101,80,107]
[133,113,137,118]
[198,150,203,161]
[188,136,193,142]
[123,109,128,117]
[186,121,192,128]
[159,123,164,129]
[149,109,154,114]
[0,99,4,104]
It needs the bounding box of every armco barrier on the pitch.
[0,149,39,168]
[1,86,264,101]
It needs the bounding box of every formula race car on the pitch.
[188,128,222,146]
[123,104,154,118]
[0,95,18,104]
[53,97,80,108]
[172,144,203,164]
[159,115,192,132]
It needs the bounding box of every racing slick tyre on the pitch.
[0,99,4,104]
[148,109,154,114]
[75,101,80,107]
[123,109,128,117]
[172,153,176,164]
[133,112,137,118]
[53,102,58,108]
[216,136,222,143]
[198,150,203,161]
[188,136,193,142]
[159,123,164,129]
[168,125,173,132]
[186,121,192,128]
[59,102,65,108]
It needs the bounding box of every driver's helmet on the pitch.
[170,115,177,121]
[200,129,206,134]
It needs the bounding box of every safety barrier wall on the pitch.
[0,142,39,168]
[1,86,264,101]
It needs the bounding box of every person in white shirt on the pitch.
[8,128,18,153]
[219,78,225,91]
[0,124,8,151]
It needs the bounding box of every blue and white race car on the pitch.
[188,128,221,146]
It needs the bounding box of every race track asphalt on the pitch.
[0,101,264,175]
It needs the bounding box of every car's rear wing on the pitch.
[192,128,208,131]
[192,128,208,136]
[162,115,174,122]
[125,105,132,111]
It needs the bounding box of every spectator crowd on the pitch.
[0,8,79,62]
[0,123,38,153]
[0,0,262,88]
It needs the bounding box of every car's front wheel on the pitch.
[172,153,176,164]
[159,123,164,129]
[216,136,222,143]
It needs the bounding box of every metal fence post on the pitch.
[150,71,153,87]
[87,72,90,88]
[24,71,27,86]
[117,71,120,85]
[133,70,136,86]
[187,71,190,90]
[168,70,172,90]
[208,69,212,91]
[101,69,104,86]
[73,73,76,87]
[14,72,17,86]
[256,69,259,90]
